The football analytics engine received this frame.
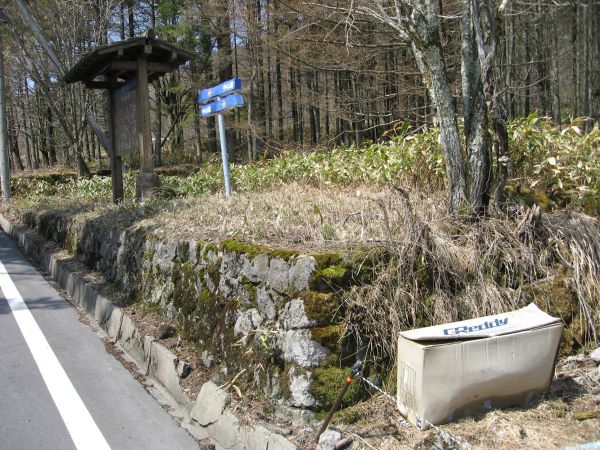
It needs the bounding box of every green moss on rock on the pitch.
[64,231,77,254]
[176,240,190,260]
[332,404,365,424]
[268,248,301,261]
[171,261,197,312]
[525,267,585,356]
[220,238,302,262]
[241,275,257,301]
[311,325,343,351]
[529,276,577,321]
[309,264,350,291]
[300,291,340,323]
[220,239,267,257]
[504,184,552,212]
[346,247,390,284]
[320,265,347,279]
[206,257,222,287]
[311,252,342,269]
[311,364,365,411]
[199,289,210,303]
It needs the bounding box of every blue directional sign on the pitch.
[198,78,242,104]
[198,79,245,198]
[199,94,244,118]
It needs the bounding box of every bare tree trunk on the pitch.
[128,0,135,37]
[190,61,202,164]
[47,106,57,165]
[472,0,509,211]
[18,80,33,169]
[151,1,163,165]
[581,3,591,132]
[308,71,318,145]
[120,2,126,40]
[504,10,515,120]
[290,66,298,142]
[8,108,24,171]
[297,70,304,145]
[351,73,362,146]
[216,6,236,158]
[572,2,579,116]
[462,0,491,215]
[324,72,330,138]
[524,20,531,116]
[413,36,467,211]
[551,9,562,125]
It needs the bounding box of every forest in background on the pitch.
[0,0,600,215]
[1,0,598,179]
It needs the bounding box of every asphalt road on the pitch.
[0,230,199,450]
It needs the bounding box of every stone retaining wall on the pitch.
[17,207,375,412]
[0,212,300,449]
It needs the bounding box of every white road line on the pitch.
[0,258,111,450]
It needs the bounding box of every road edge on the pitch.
[0,212,297,450]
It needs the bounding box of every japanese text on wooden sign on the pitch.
[112,79,137,156]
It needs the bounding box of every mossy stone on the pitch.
[332,404,365,424]
[309,264,350,291]
[176,240,190,261]
[321,265,347,279]
[220,238,304,262]
[199,289,210,302]
[528,268,578,320]
[300,291,340,323]
[311,325,343,351]
[346,247,390,284]
[311,252,342,269]
[171,261,197,312]
[269,248,301,261]
[504,184,552,212]
[310,364,366,410]
[206,257,222,287]
[220,238,267,257]
[241,275,257,301]
[527,267,589,356]
[65,231,77,254]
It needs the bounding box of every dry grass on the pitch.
[150,182,447,250]
[341,189,600,369]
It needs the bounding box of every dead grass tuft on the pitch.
[151,183,445,251]
[342,188,600,369]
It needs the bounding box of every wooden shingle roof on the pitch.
[63,35,195,85]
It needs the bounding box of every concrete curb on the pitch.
[0,213,297,450]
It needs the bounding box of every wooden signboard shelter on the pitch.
[64,31,194,203]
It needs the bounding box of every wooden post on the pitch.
[135,49,159,200]
[109,75,124,203]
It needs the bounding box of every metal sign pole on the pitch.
[217,111,232,197]
[198,78,243,198]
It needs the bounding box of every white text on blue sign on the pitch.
[199,94,244,117]
[198,78,242,104]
